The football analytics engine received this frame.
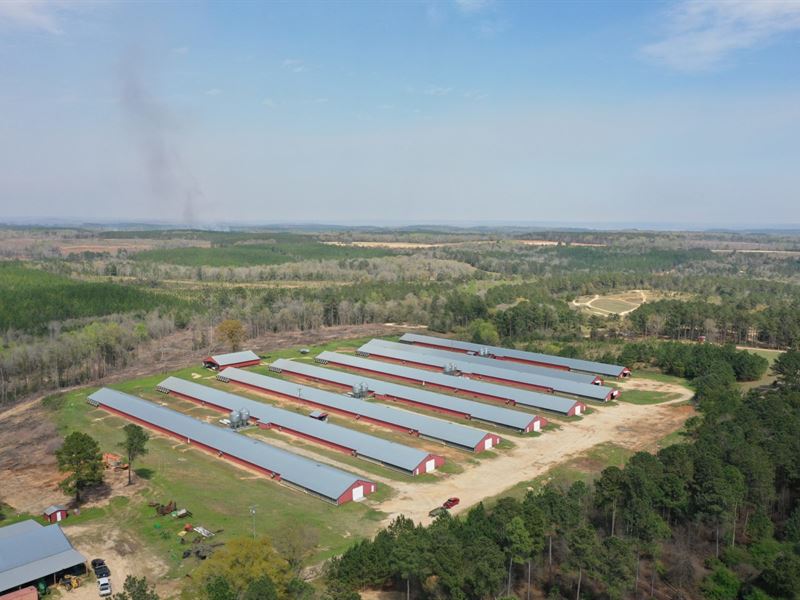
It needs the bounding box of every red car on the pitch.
[442,497,460,509]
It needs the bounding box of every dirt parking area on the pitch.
[376,378,693,525]
[64,520,177,600]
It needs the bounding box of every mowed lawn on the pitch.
[48,380,389,576]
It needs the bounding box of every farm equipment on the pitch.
[59,574,81,591]
[149,500,176,516]
[103,453,129,470]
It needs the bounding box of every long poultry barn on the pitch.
[87,388,375,504]
[203,350,261,371]
[156,377,444,475]
[399,333,631,379]
[357,340,617,402]
[316,351,586,416]
[270,358,545,433]
[216,367,500,452]
[377,338,604,385]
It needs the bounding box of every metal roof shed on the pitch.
[203,350,261,371]
[357,340,616,402]
[372,338,602,385]
[87,388,374,504]
[399,333,631,378]
[316,351,586,416]
[0,520,86,594]
[270,358,544,433]
[216,367,500,452]
[156,377,443,475]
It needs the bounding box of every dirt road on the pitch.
[376,377,693,525]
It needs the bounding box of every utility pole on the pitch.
[249,505,257,539]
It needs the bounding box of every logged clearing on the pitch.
[322,241,457,248]
[376,377,693,525]
[572,290,648,316]
[517,240,607,247]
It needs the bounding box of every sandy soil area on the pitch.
[375,377,693,525]
[62,518,178,600]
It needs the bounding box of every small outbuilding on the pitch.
[0,587,39,600]
[0,520,86,595]
[202,350,261,371]
[42,505,68,524]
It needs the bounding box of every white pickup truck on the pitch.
[98,577,112,597]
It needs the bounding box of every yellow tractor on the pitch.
[60,574,81,591]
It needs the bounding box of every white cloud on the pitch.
[643,0,800,71]
[463,90,488,101]
[454,0,490,14]
[262,97,276,108]
[282,58,307,73]
[424,85,452,96]
[172,46,189,55]
[0,0,78,34]
[204,88,221,96]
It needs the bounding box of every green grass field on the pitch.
[47,386,389,574]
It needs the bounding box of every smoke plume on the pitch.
[118,50,201,224]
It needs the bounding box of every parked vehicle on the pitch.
[442,497,460,509]
[59,574,81,591]
[91,558,110,579]
[98,577,112,597]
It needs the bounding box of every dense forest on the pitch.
[323,351,800,600]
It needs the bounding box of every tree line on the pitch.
[323,352,800,599]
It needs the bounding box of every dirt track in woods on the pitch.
[375,377,694,526]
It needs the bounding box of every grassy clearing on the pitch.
[619,390,682,405]
[634,370,693,386]
[739,347,783,392]
[484,442,635,506]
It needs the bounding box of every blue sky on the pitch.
[0,0,799,226]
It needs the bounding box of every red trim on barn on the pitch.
[361,351,558,393]
[96,401,374,504]
[203,358,262,371]
[223,378,421,437]
[338,479,377,504]
[324,357,522,407]
[567,402,587,417]
[280,368,541,435]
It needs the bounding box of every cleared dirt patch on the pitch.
[375,378,694,525]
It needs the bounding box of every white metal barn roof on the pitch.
[399,333,630,378]
[358,339,615,402]
[206,350,260,367]
[157,377,438,474]
[316,351,585,416]
[270,358,540,432]
[88,388,372,504]
[378,339,601,384]
[0,520,86,593]
[217,367,496,451]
